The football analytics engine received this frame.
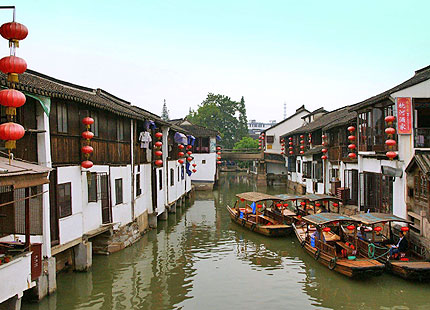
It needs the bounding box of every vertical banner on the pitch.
[396,97,412,134]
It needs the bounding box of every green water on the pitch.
[23,173,430,310]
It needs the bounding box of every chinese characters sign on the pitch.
[396,97,412,134]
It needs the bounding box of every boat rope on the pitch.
[328,257,337,270]
[314,249,320,260]
[368,243,390,260]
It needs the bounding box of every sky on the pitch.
[1,0,429,122]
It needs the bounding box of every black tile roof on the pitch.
[169,119,219,137]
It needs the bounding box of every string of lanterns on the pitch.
[0,14,28,163]
[81,117,95,168]
[288,137,293,155]
[216,146,222,164]
[385,115,397,160]
[154,131,163,167]
[280,138,285,155]
[299,134,305,155]
[347,126,357,159]
[321,134,327,160]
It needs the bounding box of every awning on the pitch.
[0,157,51,189]
[405,152,430,179]
[174,132,187,144]
[236,192,280,202]
[350,213,411,225]
[303,213,357,225]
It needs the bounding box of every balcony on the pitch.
[415,128,430,148]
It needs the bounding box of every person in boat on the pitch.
[389,230,408,258]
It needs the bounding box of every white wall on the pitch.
[110,165,133,226]
[191,153,217,182]
[134,164,152,217]
[0,253,33,302]
[266,162,287,175]
[155,166,166,215]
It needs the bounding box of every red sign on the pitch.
[396,97,412,134]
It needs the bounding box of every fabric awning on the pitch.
[174,132,187,144]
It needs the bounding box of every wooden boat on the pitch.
[227,192,292,237]
[294,213,385,277]
[277,193,342,217]
[350,213,430,281]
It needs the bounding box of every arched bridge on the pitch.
[221,149,264,161]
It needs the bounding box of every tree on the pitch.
[233,137,259,150]
[188,93,248,149]
[161,99,169,121]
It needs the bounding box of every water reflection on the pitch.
[23,172,430,310]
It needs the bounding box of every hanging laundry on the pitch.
[139,131,152,149]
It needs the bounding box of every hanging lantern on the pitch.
[347,126,356,133]
[82,116,94,128]
[321,155,327,160]
[187,145,192,150]
[348,153,357,159]
[315,202,321,207]
[81,160,93,169]
[261,133,265,136]
[192,169,197,173]
[0,89,26,115]
[308,133,312,137]
[308,139,311,143]
[0,22,28,47]
[217,161,222,164]
[0,122,25,149]
[384,115,396,124]
[81,145,93,154]
[300,151,304,154]
[289,137,292,141]
[0,55,27,82]
[217,151,221,155]
[216,146,221,150]
[321,134,327,139]
[82,131,94,140]
[187,157,193,162]
[401,226,409,232]
[217,156,221,160]
[155,150,162,157]
[187,151,193,155]
[385,127,396,135]
[348,135,356,141]
[276,203,282,207]
[386,151,397,160]
[299,145,304,149]
[258,142,262,146]
[347,225,355,231]
[322,148,328,153]
[385,139,396,147]
[155,141,162,148]
[289,151,293,155]
[300,201,306,206]
[348,144,356,150]
[192,163,197,167]
[283,203,288,207]
[155,132,163,139]
[178,159,184,164]
[179,144,185,150]
[289,142,293,145]
[323,227,331,232]
[333,202,339,208]
[300,135,304,139]
[258,146,261,150]
[178,151,184,157]
[374,226,382,232]
[155,159,163,167]
[300,140,304,144]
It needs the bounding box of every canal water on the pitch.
[24,173,430,310]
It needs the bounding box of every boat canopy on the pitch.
[276,194,306,200]
[304,193,342,202]
[350,213,412,225]
[236,192,280,202]
[303,213,357,225]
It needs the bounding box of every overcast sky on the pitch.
[3,0,429,122]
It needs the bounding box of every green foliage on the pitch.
[188,93,248,148]
[233,136,259,150]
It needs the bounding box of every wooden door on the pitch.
[99,173,112,224]
[49,169,59,245]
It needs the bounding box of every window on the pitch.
[177,167,180,182]
[90,111,99,137]
[360,172,393,213]
[57,102,68,133]
[415,171,429,203]
[136,172,142,196]
[202,160,206,164]
[88,173,97,202]
[58,183,72,218]
[266,135,274,144]
[181,166,185,180]
[302,162,312,178]
[115,178,123,205]
[288,156,296,172]
[296,160,301,173]
[158,170,163,190]
[117,119,124,141]
[330,168,339,180]
[170,168,174,186]
[313,161,323,182]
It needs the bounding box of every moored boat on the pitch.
[349,212,430,281]
[294,213,385,278]
[227,192,292,237]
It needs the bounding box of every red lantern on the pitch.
[300,135,304,138]
[261,133,265,136]
[257,204,262,208]
[283,203,288,207]
[333,202,339,208]
[289,137,292,140]
[289,146,293,150]
[217,161,222,164]
[178,151,184,157]
[82,131,94,140]
[385,139,396,147]
[0,122,25,142]
[315,202,321,207]
[308,140,311,143]
[179,144,185,150]
[81,160,93,169]
[385,127,396,135]
[187,157,193,162]
[348,144,356,150]
[216,146,221,150]
[401,226,409,232]
[322,134,326,139]
[347,225,355,231]
[155,132,163,139]
[187,145,192,150]
[323,227,331,232]
[81,145,93,154]
[155,141,162,148]
[348,153,357,159]
[374,226,382,232]
[155,150,163,157]
[276,203,282,207]
[240,198,245,202]
[258,146,261,150]
[155,159,163,166]
[300,145,304,149]
[192,169,197,173]
[192,163,197,167]
[0,89,26,108]
[258,142,262,146]
[297,215,302,219]
[321,155,327,160]
[348,135,356,141]
[0,22,28,44]
[322,141,326,146]
[386,151,397,160]
[187,151,192,155]
[0,56,27,82]
[322,148,328,153]
[217,151,221,155]
[217,156,221,160]
[300,151,304,154]
[384,115,396,123]
[347,126,356,133]
[300,201,306,206]
[178,159,184,164]
[82,117,94,126]
[289,142,293,145]
[289,151,293,155]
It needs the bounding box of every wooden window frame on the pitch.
[158,169,163,190]
[57,182,72,218]
[57,102,68,133]
[90,111,99,137]
[266,135,274,144]
[170,168,174,186]
[87,172,98,202]
[115,178,123,205]
[136,172,142,197]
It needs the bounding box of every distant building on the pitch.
[248,119,276,139]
